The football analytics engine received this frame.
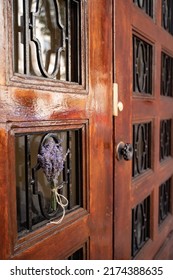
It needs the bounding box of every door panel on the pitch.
[0,0,113,260]
[114,0,173,260]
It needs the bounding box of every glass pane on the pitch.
[133,35,152,94]
[15,130,83,235]
[13,0,81,83]
[161,52,173,97]
[13,0,24,74]
[29,0,66,79]
[15,136,27,232]
[133,0,153,18]
[132,196,150,257]
[68,247,84,260]
[160,119,172,161]
[162,0,173,35]
[159,178,171,224]
[132,122,152,177]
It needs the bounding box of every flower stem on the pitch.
[51,181,57,211]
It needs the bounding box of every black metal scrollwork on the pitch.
[133,0,153,17]
[30,0,66,78]
[133,36,152,94]
[132,196,150,257]
[161,52,173,97]
[162,0,173,35]
[160,120,172,161]
[159,179,171,224]
[16,129,83,233]
[31,133,69,220]
[132,122,151,177]
[13,0,82,82]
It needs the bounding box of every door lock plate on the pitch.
[113,83,124,116]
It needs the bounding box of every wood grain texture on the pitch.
[114,0,132,259]
[0,0,113,260]
[154,230,173,260]
[114,0,173,259]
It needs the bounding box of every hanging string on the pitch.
[50,182,69,224]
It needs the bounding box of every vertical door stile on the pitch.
[114,0,133,259]
[114,0,173,260]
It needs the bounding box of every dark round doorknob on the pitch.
[116,142,133,161]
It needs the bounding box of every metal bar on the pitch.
[25,135,32,231]
[133,36,137,92]
[147,42,152,94]
[76,0,81,83]
[170,1,173,34]
[71,0,80,83]
[66,0,71,81]
[171,56,173,96]
[66,131,72,209]
[23,0,30,74]
[75,130,82,207]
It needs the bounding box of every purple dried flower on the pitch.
[38,136,69,183]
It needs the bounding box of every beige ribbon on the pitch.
[50,182,68,224]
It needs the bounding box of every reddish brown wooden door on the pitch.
[0,0,113,260]
[114,0,173,259]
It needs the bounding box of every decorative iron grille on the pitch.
[161,52,173,97]
[13,0,82,83]
[15,130,83,234]
[159,178,171,224]
[132,122,151,177]
[132,196,150,257]
[133,0,153,17]
[160,119,172,161]
[162,0,173,35]
[133,35,152,94]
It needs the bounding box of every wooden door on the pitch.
[114,0,173,259]
[0,0,113,260]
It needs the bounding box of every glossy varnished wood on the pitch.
[114,0,173,259]
[0,0,113,259]
[114,0,132,259]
